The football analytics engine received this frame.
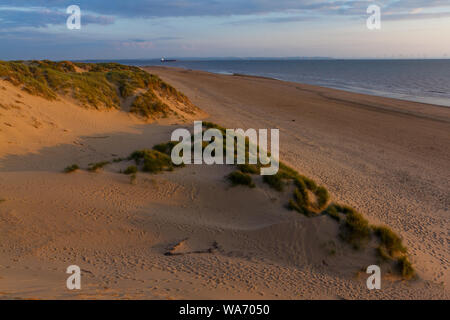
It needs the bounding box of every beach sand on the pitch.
[0,67,448,299]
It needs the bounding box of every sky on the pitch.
[0,0,449,60]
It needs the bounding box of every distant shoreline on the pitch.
[131,59,450,108]
[145,65,450,109]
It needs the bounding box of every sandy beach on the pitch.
[0,65,448,299]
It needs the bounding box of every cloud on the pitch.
[118,40,154,49]
[0,7,114,28]
[0,0,448,30]
[384,11,450,21]
[227,15,318,26]
[0,1,447,19]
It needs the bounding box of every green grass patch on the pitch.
[315,186,330,210]
[330,203,356,215]
[153,141,179,155]
[88,161,110,172]
[376,245,392,261]
[277,162,300,180]
[228,170,255,188]
[263,172,284,191]
[202,121,227,133]
[397,256,415,280]
[237,163,260,174]
[324,204,342,221]
[123,165,138,175]
[130,173,137,185]
[129,149,175,173]
[340,210,371,249]
[373,226,407,258]
[293,179,309,206]
[297,175,318,190]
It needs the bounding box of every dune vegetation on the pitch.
[0,60,194,119]
[123,165,138,175]
[199,122,414,279]
[134,122,414,278]
[63,164,80,173]
[59,108,414,278]
[227,170,256,188]
[88,161,111,172]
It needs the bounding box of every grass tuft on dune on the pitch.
[129,149,177,173]
[228,170,255,188]
[63,164,80,173]
[123,165,138,175]
[88,161,110,172]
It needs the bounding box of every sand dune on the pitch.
[0,66,448,299]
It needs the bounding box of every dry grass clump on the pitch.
[63,164,80,173]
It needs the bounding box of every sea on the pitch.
[82,59,450,107]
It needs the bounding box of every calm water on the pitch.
[85,59,450,107]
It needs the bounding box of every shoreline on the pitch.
[137,63,450,108]
[145,66,450,123]
[231,71,450,108]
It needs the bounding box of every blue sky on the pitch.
[0,0,449,60]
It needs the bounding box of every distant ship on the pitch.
[161,57,177,63]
